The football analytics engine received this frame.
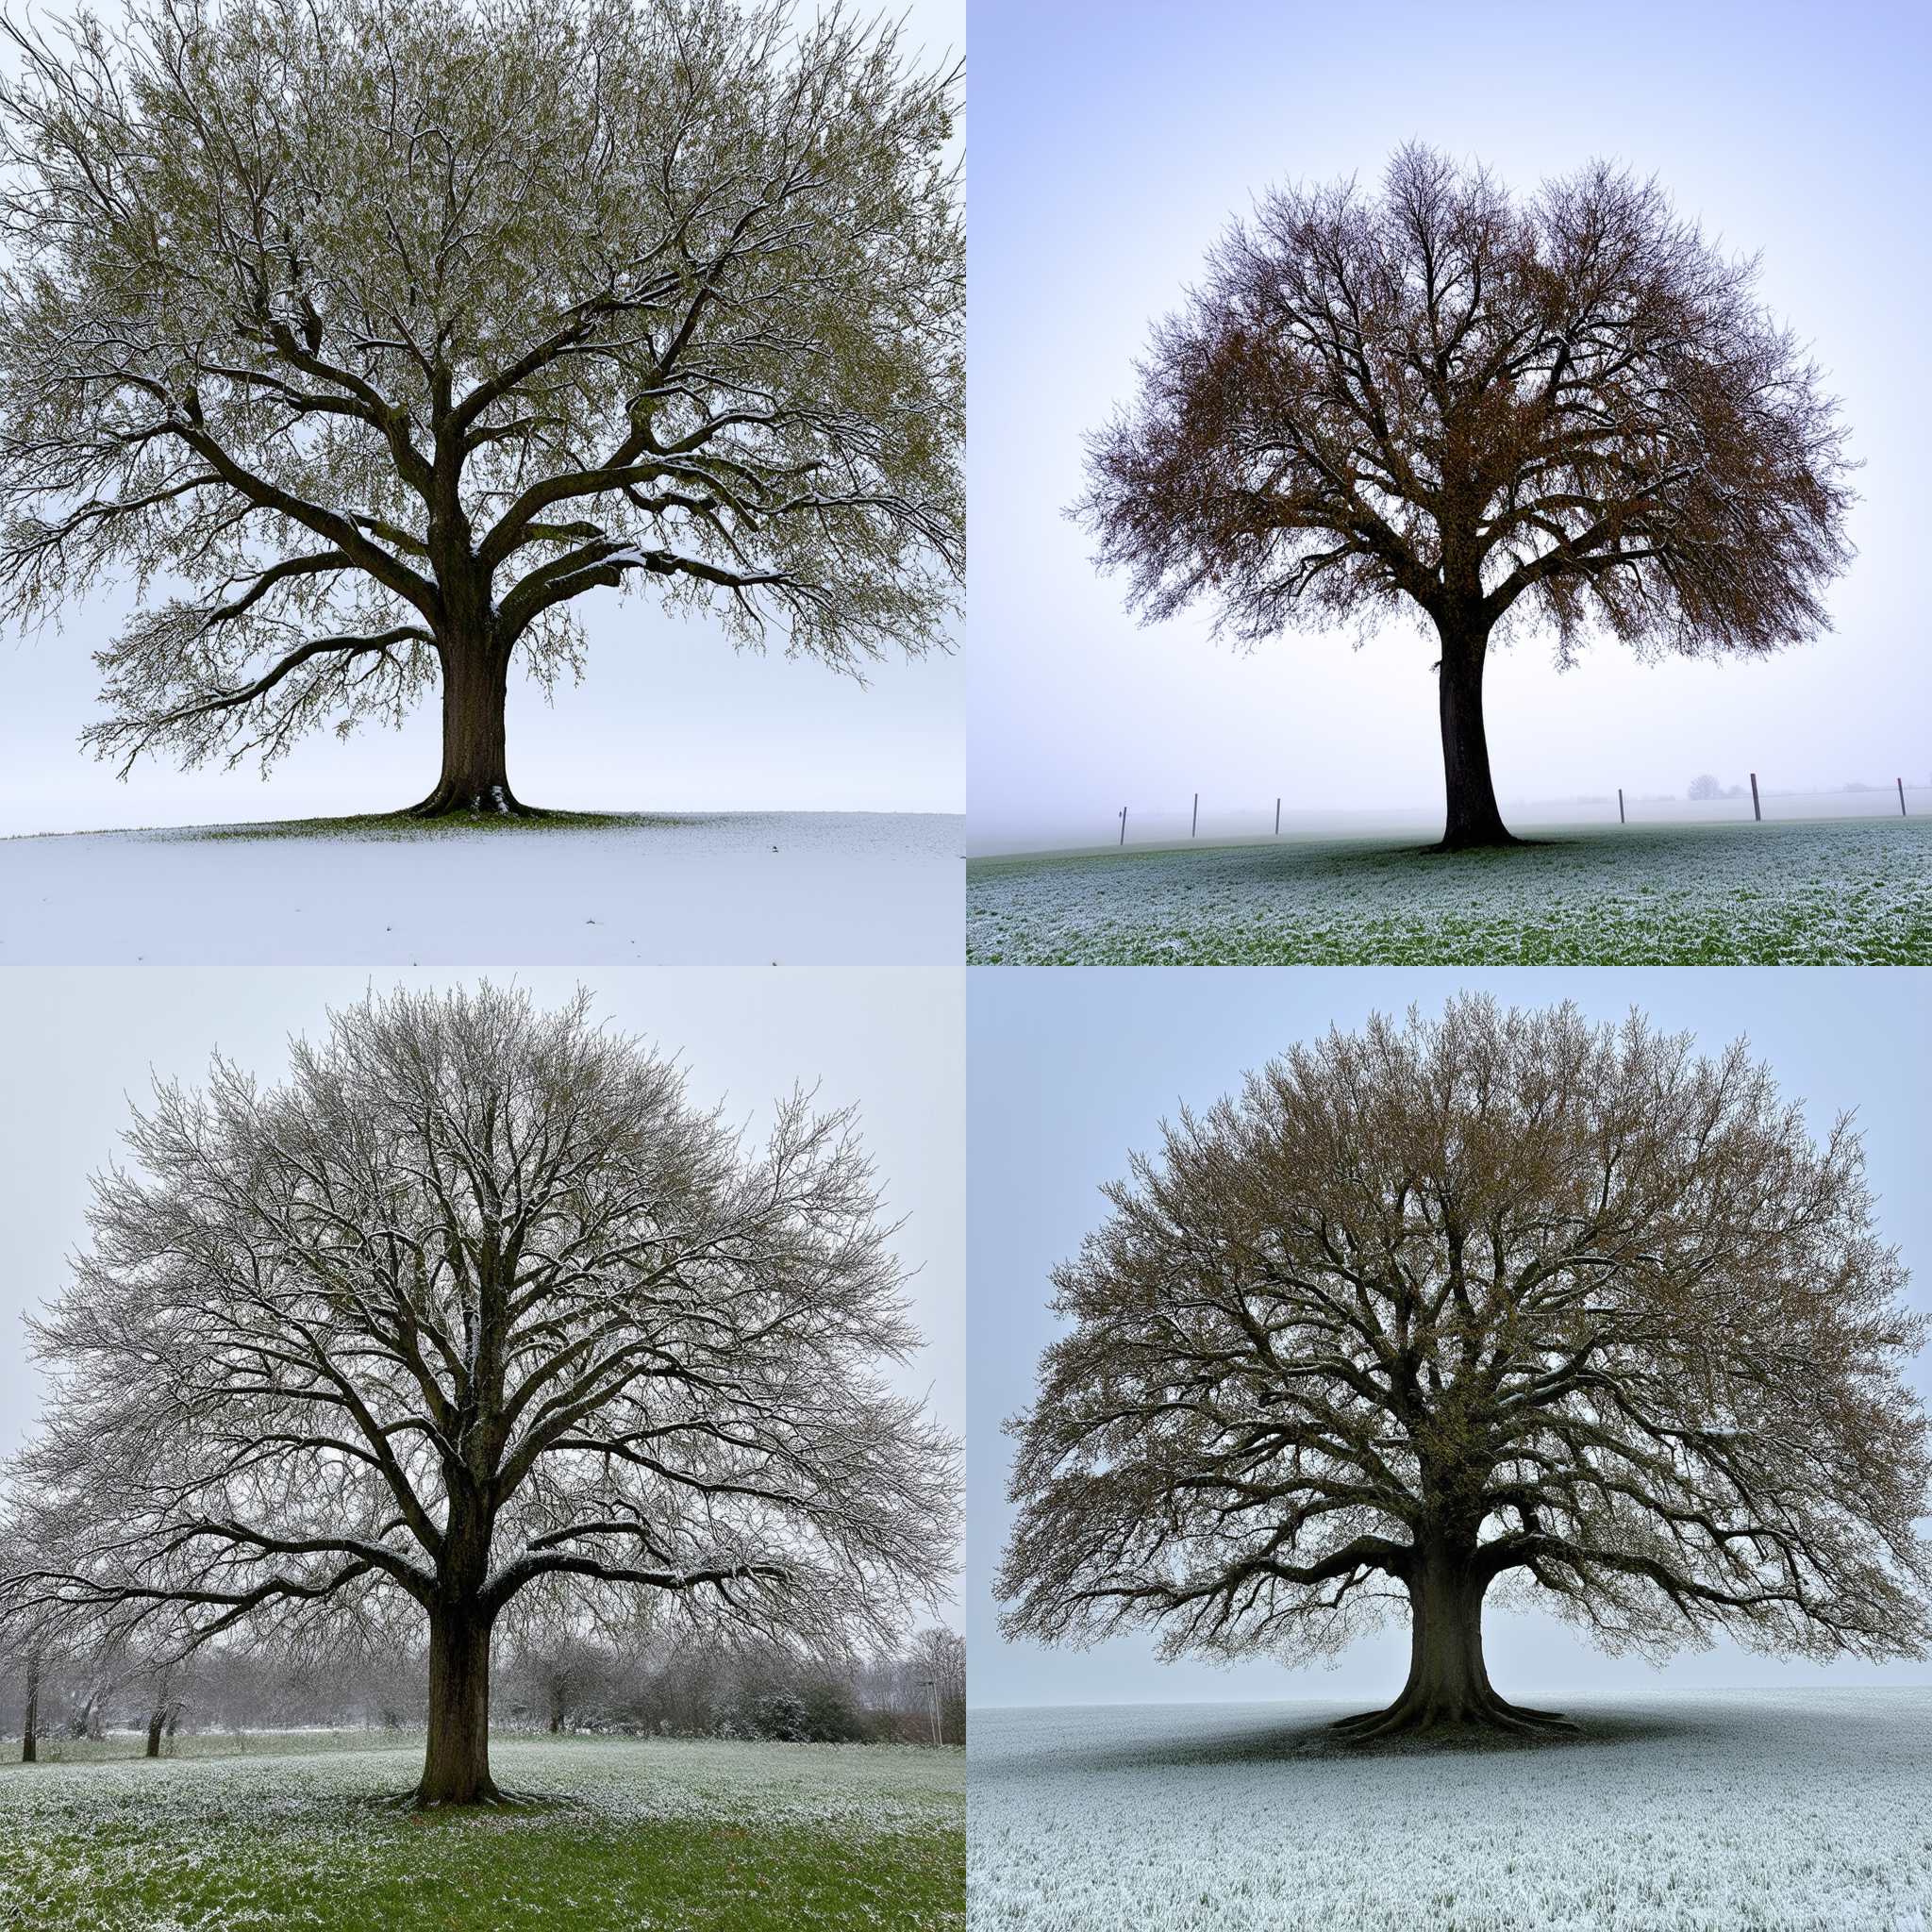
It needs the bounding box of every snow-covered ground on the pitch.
[966,816,1932,964]
[0,811,962,963]
[969,1691,1932,1931]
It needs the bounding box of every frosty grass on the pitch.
[0,1733,963,1931]
[968,1689,1932,1932]
[965,818,1932,965]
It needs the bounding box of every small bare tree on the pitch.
[999,997,1930,1739]
[906,1623,963,1744]
[1076,144,1854,849]
[0,983,958,1803]
[0,0,962,815]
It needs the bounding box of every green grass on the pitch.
[966,816,1932,965]
[0,1731,964,1930]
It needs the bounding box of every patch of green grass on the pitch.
[0,1733,964,1931]
[175,808,698,844]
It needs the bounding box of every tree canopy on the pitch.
[999,996,1929,1738]
[1,983,958,1801]
[0,0,962,813]
[1076,144,1854,847]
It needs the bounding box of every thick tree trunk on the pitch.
[1332,1547,1574,1741]
[408,641,536,819]
[414,1607,500,1806]
[144,1707,165,1758]
[20,1658,38,1764]
[1432,619,1518,851]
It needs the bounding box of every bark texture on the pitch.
[408,641,532,818]
[20,1658,38,1764]
[1331,1550,1574,1740]
[416,1608,499,1806]
[1433,621,1515,851]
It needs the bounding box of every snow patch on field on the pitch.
[0,811,962,964]
[966,818,1932,965]
[968,1690,1932,1931]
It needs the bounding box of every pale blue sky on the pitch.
[968,0,1932,848]
[968,970,1932,1707]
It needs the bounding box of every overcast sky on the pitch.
[0,966,965,1613]
[968,968,1932,1707]
[0,0,963,836]
[968,0,1932,850]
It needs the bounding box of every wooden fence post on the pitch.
[1900,777,1908,818]
[1274,797,1281,836]
[1749,773,1761,822]
[1617,788,1625,825]
[1119,807,1127,846]
[1191,792,1198,839]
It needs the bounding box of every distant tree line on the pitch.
[0,1624,964,1758]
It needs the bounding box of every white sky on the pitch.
[0,966,966,1614]
[967,0,1932,850]
[0,0,965,835]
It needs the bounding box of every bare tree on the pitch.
[905,1623,963,1744]
[1687,774,1724,801]
[0,983,958,1803]
[999,996,1930,1739]
[1,1620,58,1763]
[0,0,962,815]
[140,1652,188,1757]
[1076,144,1854,849]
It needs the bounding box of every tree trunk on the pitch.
[414,1607,500,1806]
[1332,1546,1574,1741]
[144,1707,165,1758]
[1432,619,1518,851]
[408,641,535,819]
[20,1657,38,1764]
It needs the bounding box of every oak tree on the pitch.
[0,983,958,1803]
[1076,145,1854,849]
[0,0,962,815]
[999,997,1930,1739]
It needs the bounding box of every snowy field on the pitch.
[965,817,1932,964]
[0,1731,964,1930]
[968,1690,1932,1932]
[0,810,962,964]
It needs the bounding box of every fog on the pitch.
[968,0,1932,855]
[967,968,1932,1706]
[0,0,963,837]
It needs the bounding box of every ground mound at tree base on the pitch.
[969,1688,1932,1930]
[0,1733,963,1932]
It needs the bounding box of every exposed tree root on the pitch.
[403,777,545,820]
[1330,1690,1580,1744]
[405,1777,515,1810]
